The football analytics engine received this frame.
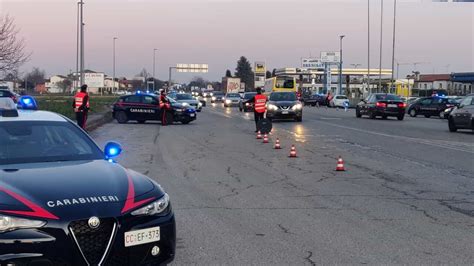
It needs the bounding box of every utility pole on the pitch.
[367,0,371,95]
[75,1,80,91]
[378,0,384,92]
[79,0,85,87]
[113,37,117,94]
[153,48,158,91]
[339,35,345,95]
[390,0,397,94]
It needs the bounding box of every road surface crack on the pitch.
[305,251,316,266]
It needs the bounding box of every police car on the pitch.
[0,97,176,265]
[112,92,196,124]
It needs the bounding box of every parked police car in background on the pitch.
[0,97,176,265]
[112,92,197,124]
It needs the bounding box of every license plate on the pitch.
[190,113,195,117]
[281,111,289,114]
[125,226,160,247]
[388,104,397,108]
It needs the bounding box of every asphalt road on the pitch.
[91,103,474,265]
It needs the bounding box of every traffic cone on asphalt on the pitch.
[289,145,297,158]
[274,138,281,149]
[256,131,262,139]
[263,134,269,143]
[336,156,345,171]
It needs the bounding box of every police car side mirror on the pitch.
[104,142,122,159]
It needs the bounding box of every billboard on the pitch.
[176,64,209,73]
[320,52,341,63]
[302,58,324,69]
[85,72,105,88]
[255,62,266,74]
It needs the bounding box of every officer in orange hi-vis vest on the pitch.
[72,84,90,129]
[245,87,267,132]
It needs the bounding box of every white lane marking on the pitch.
[320,117,342,120]
[315,120,474,154]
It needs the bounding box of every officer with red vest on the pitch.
[72,84,90,129]
[159,90,171,126]
[245,87,267,132]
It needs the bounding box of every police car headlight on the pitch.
[292,103,303,110]
[245,103,250,106]
[131,194,170,216]
[267,104,278,111]
[212,97,216,101]
[0,215,46,233]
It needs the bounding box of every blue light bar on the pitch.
[17,96,38,110]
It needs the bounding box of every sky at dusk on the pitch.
[1,0,473,82]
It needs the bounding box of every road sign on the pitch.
[176,64,209,73]
[255,62,266,74]
[320,52,340,63]
[302,58,324,69]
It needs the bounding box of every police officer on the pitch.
[159,90,171,126]
[246,87,267,132]
[73,84,90,129]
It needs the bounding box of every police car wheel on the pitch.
[409,109,417,117]
[116,111,128,124]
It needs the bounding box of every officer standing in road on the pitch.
[73,84,90,129]
[245,87,267,132]
[159,90,171,126]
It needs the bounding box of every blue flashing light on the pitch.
[17,96,38,110]
[146,90,150,94]
[104,141,122,159]
[136,90,142,94]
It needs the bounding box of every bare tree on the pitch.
[0,15,30,76]
[57,79,72,94]
[24,67,45,91]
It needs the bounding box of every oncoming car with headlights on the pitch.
[0,97,176,265]
[266,92,303,122]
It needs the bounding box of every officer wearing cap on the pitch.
[73,84,90,129]
[245,87,267,132]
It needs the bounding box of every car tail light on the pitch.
[398,103,407,108]
[376,102,387,108]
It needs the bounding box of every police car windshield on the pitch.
[176,94,194,100]
[226,93,240,98]
[0,121,103,165]
[270,92,297,101]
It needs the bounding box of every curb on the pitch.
[86,111,113,132]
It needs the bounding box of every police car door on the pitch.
[419,98,433,115]
[141,95,160,121]
[122,95,142,120]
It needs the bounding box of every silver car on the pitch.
[172,93,202,112]
[224,93,241,107]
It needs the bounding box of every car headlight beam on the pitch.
[267,104,278,111]
[292,103,303,110]
[0,215,46,233]
[131,194,170,216]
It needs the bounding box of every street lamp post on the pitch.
[113,37,118,95]
[339,35,345,95]
[367,0,371,95]
[79,0,85,87]
[390,0,397,94]
[378,0,384,92]
[153,48,158,91]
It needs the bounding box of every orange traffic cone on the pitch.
[256,131,262,139]
[336,156,345,171]
[274,138,281,149]
[263,134,269,143]
[289,145,297,158]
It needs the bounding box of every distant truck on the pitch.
[222,77,241,93]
